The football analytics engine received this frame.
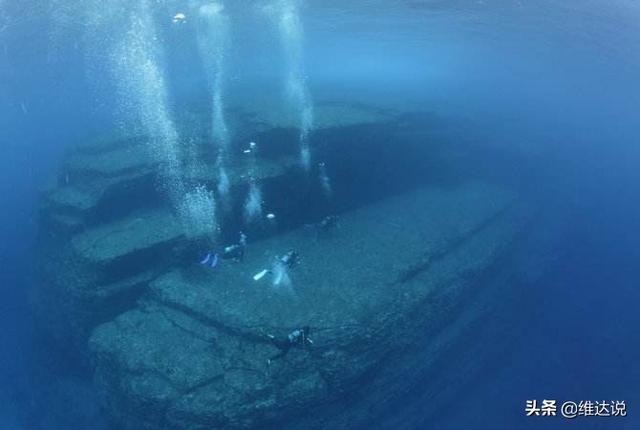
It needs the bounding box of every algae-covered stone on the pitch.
[66,143,159,178]
[231,98,396,132]
[43,167,157,229]
[71,209,184,265]
[182,153,298,188]
[91,306,292,429]
[89,181,527,430]
[148,182,514,331]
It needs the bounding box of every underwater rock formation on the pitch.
[88,181,530,429]
[34,101,548,428]
[34,103,429,360]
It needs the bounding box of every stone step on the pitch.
[149,181,515,331]
[39,103,426,237]
[42,143,299,234]
[65,142,160,178]
[182,99,398,136]
[47,212,84,234]
[43,168,156,219]
[71,209,184,266]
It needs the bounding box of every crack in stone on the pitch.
[153,297,278,347]
[395,202,514,284]
[182,374,225,395]
[159,307,217,345]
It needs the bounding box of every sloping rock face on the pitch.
[89,181,529,429]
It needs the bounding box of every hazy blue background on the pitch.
[1,0,639,428]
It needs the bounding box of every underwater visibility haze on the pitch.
[1,0,639,428]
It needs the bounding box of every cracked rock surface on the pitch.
[90,181,527,429]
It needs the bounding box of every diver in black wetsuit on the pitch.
[252,250,300,282]
[278,250,300,269]
[267,326,313,364]
[221,232,247,262]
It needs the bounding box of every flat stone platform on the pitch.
[89,181,526,430]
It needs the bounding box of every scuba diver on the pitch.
[278,250,300,269]
[221,231,248,262]
[267,326,313,364]
[253,249,300,282]
[200,232,247,268]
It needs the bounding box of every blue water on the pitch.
[1,0,639,428]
